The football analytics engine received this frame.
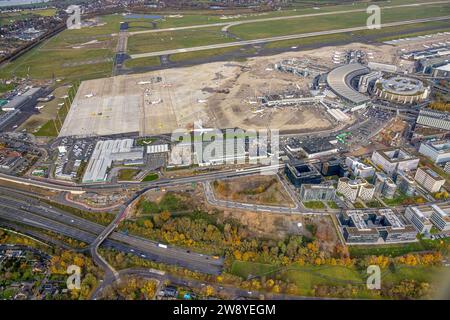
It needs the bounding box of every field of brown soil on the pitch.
[213,175,294,207]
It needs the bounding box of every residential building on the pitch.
[300,184,336,202]
[414,167,445,193]
[405,206,433,234]
[419,140,450,164]
[337,177,375,202]
[371,148,419,176]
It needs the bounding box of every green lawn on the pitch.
[303,201,326,209]
[170,47,238,62]
[230,4,450,39]
[0,82,15,95]
[327,201,339,209]
[349,242,426,258]
[143,173,159,182]
[128,27,234,55]
[124,56,160,69]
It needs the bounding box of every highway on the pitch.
[128,1,450,36]
[0,190,224,275]
[130,16,450,59]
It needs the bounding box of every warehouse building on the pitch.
[419,140,450,164]
[371,148,419,176]
[414,167,445,193]
[82,139,144,183]
[286,138,338,159]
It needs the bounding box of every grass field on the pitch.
[123,56,160,68]
[231,260,446,297]
[142,173,159,182]
[118,169,140,181]
[0,8,56,25]
[128,27,235,54]
[230,4,450,39]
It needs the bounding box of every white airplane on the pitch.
[35,105,45,110]
[197,99,207,103]
[138,81,152,85]
[85,93,95,98]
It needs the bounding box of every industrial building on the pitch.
[405,206,433,234]
[299,184,336,202]
[373,76,430,105]
[414,167,445,193]
[337,177,375,202]
[326,63,371,106]
[285,160,322,188]
[416,55,450,77]
[374,172,397,199]
[417,109,450,131]
[371,148,420,176]
[338,209,418,244]
[419,140,450,164]
[82,139,144,183]
[345,156,375,179]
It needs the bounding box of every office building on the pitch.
[430,204,450,231]
[405,206,433,234]
[337,177,375,202]
[374,172,397,199]
[300,184,336,202]
[345,156,375,179]
[414,167,445,193]
[338,209,418,244]
[419,140,450,164]
[396,171,417,196]
[285,160,322,188]
[371,148,419,176]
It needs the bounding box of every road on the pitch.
[92,267,330,300]
[128,1,450,36]
[130,16,450,59]
[0,190,224,275]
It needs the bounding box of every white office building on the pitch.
[430,204,450,231]
[371,148,419,176]
[414,167,445,193]
[337,177,375,202]
[345,156,375,179]
[419,140,450,164]
[405,206,433,234]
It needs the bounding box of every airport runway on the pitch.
[130,16,450,59]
